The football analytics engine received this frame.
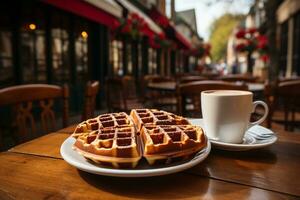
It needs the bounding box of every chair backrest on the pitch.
[278,77,300,83]
[0,84,69,145]
[106,77,123,111]
[200,72,220,80]
[219,75,257,83]
[176,80,248,117]
[174,73,193,79]
[275,80,300,131]
[138,75,160,101]
[123,75,138,99]
[277,80,300,97]
[179,76,207,84]
[82,81,99,121]
[150,76,174,83]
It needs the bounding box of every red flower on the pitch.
[236,29,246,39]
[204,43,211,51]
[158,32,165,40]
[248,27,257,34]
[130,13,139,20]
[256,35,268,49]
[260,54,270,63]
[157,17,169,28]
[121,24,130,33]
[127,18,132,25]
[149,36,160,49]
[235,43,246,52]
[112,20,120,31]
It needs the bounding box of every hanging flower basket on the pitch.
[235,27,270,71]
[190,42,211,58]
[149,32,173,49]
[116,12,149,41]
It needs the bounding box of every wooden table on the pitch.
[148,82,265,92]
[1,124,300,199]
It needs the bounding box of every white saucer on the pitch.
[188,118,277,151]
[60,137,211,177]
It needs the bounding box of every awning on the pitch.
[116,0,164,37]
[149,7,192,49]
[84,0,122,18]
[42,0,120,29]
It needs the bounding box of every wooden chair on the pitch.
[148,76,177,112]
[177,81,248,117]
[0,84,69,148]
[200,71,220,80]
[278,76,300,83]
[266,80,300,131]
[139,75,160,103]
[178,76,207,84]
[149,76,174,83]
[82,81,100,121]
[219,74,257,83]
[105,76,143,112]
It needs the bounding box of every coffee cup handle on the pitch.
[249,101,269,127]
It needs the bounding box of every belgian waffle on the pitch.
[130,109,190,131]
[72,112,133,138]
[72,110,206,168]
[73,125,141,168]
[140,124,206,165]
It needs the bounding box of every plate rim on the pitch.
[60,136,211,177]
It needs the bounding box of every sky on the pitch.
[174,0,254,41]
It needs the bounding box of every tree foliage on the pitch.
[209,13,245,61]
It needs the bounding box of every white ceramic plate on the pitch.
[60,137,211,177]
[189,118,277,151]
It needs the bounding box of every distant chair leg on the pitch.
[267,109,272,128]
[284,105,288,131]
[291,108,295,132]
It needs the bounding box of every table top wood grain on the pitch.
[2,124,300,199]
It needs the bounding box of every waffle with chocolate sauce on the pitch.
[72,109,206,168]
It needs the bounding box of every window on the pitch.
[21,27,46,83]
[110,39,123,76]
[20,1,47,83]
[293,11,300,76]
[127,43,133,75]
[75,20,89,81]
[148,47,157,74]
[0,4,13,87]
[51,11,70,83]
[0,31,13,86]
[279,21,288,76]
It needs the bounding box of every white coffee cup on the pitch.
[201,90,269,144]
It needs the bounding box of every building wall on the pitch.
[0,0,110,112]
[277,0,300,77]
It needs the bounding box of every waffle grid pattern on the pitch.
[72,109,206,168]
[130,109,190,131]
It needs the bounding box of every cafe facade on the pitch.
[0,0,193,113]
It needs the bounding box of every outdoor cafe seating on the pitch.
[0,0,300,199]
[176,80,248,117]
[0,84,69,149]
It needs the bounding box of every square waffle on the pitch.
[72,112,133,138]
[72,110,206,168]
[130,109,190,131]
[140,124,206,165]
[73,125,141,168]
